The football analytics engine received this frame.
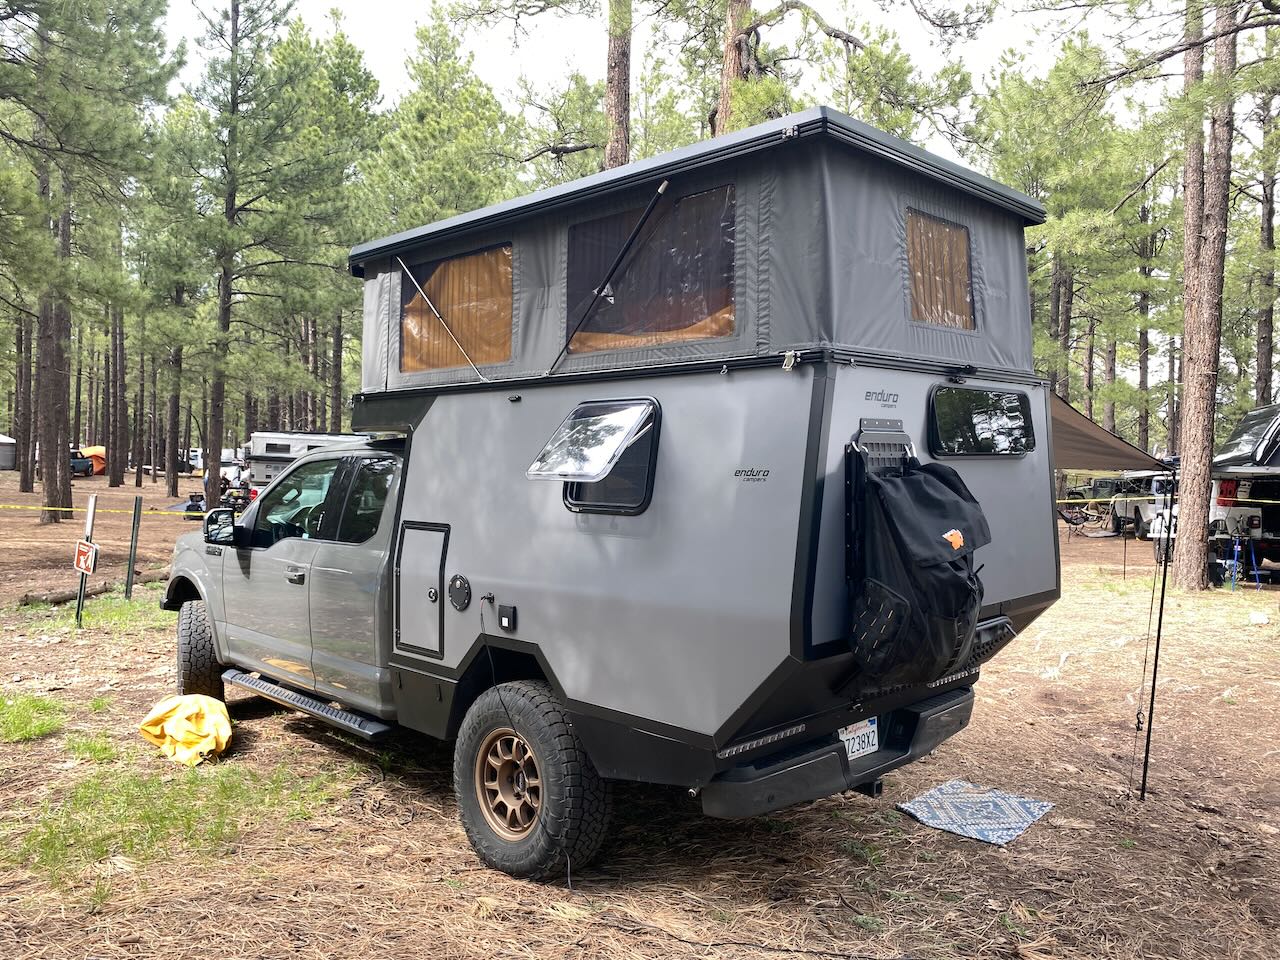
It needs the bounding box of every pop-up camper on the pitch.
[168,107,1059,879]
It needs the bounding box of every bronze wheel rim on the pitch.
[474,727,542,841]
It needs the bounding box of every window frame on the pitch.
[926,384,1035,458]
[905,207,978,333]
[564,184,737,355]
[334,454,400,545]
[248,455,349,548]
[398,241,514,374]
[561,399,662,516]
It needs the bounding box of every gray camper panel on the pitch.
[390,367,813,737]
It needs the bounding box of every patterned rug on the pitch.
[897,780,1053,846]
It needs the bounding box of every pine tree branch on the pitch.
[738,1,865,51]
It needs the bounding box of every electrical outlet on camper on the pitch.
[498,605,517,632]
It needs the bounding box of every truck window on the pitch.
[336,458,397,544]
[254,459,341,546]
[907,208,975,330]
[929,386,1033,456]
[566,186,735,354]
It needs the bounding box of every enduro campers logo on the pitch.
[865,388,899,409]
[942,528,965,550]
[735,467,770,483]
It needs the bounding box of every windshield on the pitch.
[1215,406,1279,463]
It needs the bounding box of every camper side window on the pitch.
[929,386,1034,456]
[400,245,513,372]
[906,209,975,330]
[526,399,660,515]
[566,186,735,354]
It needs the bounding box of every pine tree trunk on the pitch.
[1259,112,1275,405]
[72,322,82,446]
[1048,258,1063,397]
[1174,2,1235,591]
[166,288,184,499]
[716,0,751,134]
[110,303,127,486]
[133,337,144,487]
[37,177,74,522]
[1137,202,1153,452]
[330,312,343,433]
[1083,321,1095,421]
[1059,270,1074,403]
[1103,334,1116,433]
[604,0,632,168]
[16,313,34,492]
[149,352,158,484]
[206,0,239,505]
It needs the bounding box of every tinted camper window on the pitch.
[567,186,735,353]
[930,387,1033,456]
[400,245,513,372]
[907,209,975,330]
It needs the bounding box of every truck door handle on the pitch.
[284,567,306,585]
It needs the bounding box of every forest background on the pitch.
[3,0,1277,590]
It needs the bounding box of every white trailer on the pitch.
[245,431,359,488]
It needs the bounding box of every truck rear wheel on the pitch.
[176,599,224,700]
[454,680,611,879]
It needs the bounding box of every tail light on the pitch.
[1217,479,1238,506]
[249,488,259,501]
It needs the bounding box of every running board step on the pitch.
[223,669,392,741]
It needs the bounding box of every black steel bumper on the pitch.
[700,687,974,819]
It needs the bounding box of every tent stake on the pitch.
[1139,466,1176,801]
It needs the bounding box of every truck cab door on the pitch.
[309,455,401,715]
[222,456,346,690]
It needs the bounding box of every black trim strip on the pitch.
[792,363,834,658]
[350,350,1047,430]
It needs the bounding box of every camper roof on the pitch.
[348,106,1045,275]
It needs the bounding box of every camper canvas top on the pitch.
[350,107,1046,412]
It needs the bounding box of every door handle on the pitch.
[285,567,306,585]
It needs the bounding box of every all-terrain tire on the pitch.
[177,599,224,700]
[1134,515,1149,540]
[454,680,611,880]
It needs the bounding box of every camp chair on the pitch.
[1057,506,1091,541]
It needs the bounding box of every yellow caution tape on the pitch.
[0,503,199,518]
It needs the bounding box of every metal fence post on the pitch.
[125,495,142,599]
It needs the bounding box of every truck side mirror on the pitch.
[203,508,237,546]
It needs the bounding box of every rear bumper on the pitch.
[700,687,973,818]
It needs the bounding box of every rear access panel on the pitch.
[396,522,449,657]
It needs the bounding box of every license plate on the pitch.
[839,717,878,761]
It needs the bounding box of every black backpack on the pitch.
[848,457,991,692]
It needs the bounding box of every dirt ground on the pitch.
[0,488,1277,960]
[0,471,195,606]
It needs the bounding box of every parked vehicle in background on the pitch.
[1152,404,1280,568]
[69,448,94,478]
[244,431,356,488]
[1106,471,1173,539]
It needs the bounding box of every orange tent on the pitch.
[80,445,107,475]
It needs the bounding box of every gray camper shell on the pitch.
[169,107,1059,879]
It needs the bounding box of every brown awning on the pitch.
[1050,394,1165,471]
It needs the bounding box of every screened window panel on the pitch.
[907,209,975,330]
[400,244,513,372]
[567,186,735,353]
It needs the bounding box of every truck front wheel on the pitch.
[454,680,611,879]
[176,599,224,700]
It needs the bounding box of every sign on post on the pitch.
[74,494,97,629]
[73,540,98,575]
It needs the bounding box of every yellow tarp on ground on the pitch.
[138,694,232,766]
